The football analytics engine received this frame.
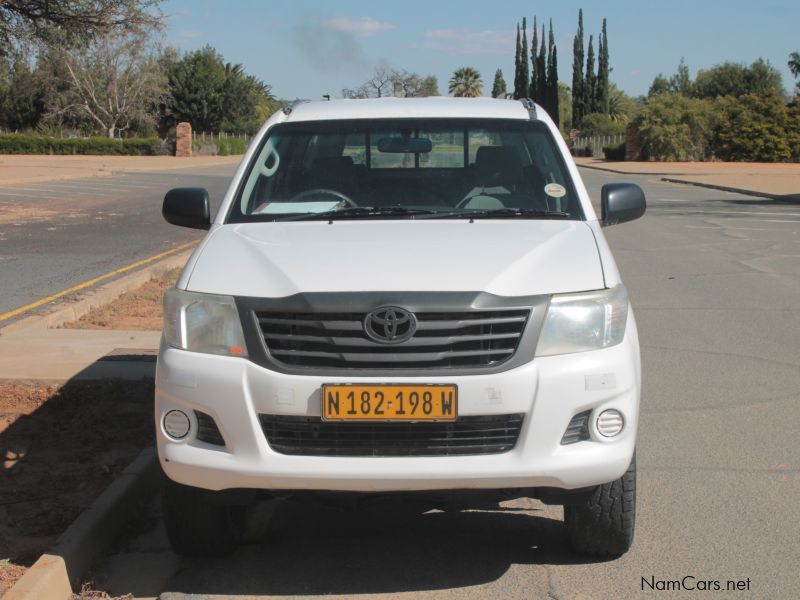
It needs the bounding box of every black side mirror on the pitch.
[163,188,211,230]
[601,183,646,227]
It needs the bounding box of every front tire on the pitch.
[162,477,243,557]
[564,454,636,557]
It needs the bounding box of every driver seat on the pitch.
[307,156,360,199]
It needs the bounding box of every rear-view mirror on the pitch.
[377,137,432,153]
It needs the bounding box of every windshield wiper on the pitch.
[416,207,571,220]
[275,206,438,222]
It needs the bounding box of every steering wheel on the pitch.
[289,188,358,207]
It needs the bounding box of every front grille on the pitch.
[259,414,524,457]
[255,309,529,369]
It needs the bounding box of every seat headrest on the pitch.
[474,146,522,183]
[308,156,357,188]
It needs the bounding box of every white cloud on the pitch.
[322,16,395,37]
[411,29,515,56]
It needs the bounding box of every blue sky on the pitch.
[160,0,800,100]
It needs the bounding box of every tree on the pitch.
[790,51,800,77]
[670,58,692,95]
[0,0,162,53]
[528,17,538,100]
[449,66,482,97]
[491,68,507,98]
[632,93,717,161]
[714,91,799,162]
[343,67,439,98]
[167,45,274,133]
[518,17,529,100]
[167,45,226,131]
[787,51,799,95]
[585,35,597,113]
[546,19,559,127]
[571,9,585,128]
[692,59,783,99]
[46,30,166,137]
[648,73,670,96]
[513,22,521,99]
[558,81,571,131]
[595,19,609,114]
[536,23,546,109]
[0,55,47,129]
[608,82,636,123]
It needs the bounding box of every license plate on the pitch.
[321,384,458,422]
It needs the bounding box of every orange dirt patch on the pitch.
[62,268,180,331]
[0,380,154,594]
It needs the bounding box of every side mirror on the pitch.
[601,183,646,227]
[163,188,211,230]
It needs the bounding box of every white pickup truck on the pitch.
[157,97,645,557]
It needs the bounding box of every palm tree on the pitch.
[789,51,800,78]
[449,67,483,97]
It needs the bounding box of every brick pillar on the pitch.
[624,121,642,162]
[175,122,192,157]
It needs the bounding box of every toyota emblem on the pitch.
[363,306,417,344]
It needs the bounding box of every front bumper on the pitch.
[156,312,640,493]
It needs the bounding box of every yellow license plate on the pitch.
[321,384,458,422]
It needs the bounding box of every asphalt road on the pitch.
[17,166,800,598]
[0,165,233,322]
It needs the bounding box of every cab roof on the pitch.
[283,97,535,122]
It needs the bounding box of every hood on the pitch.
[186,220,605,298]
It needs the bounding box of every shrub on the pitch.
[0,134,160,155]
[632,93,716,161]
[713,92,800,162]
[603,142,626,161]
[191,136,248,156]
[577,113,626,137]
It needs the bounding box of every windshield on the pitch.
[229,118,583,222]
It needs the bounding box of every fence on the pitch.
[572,134,625,158]
[192,131,252,143]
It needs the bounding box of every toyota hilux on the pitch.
[157,97,645,557]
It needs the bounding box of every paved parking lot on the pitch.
[73,167,800,599]
[0,166,232,321]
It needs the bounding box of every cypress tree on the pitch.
[519,17,529,99]
[513,23,521,99]
[529,16,538,100]
[547,20,559,127]
[596,18,609,114]
[491,68,507,98]
[571,9,584,128]
[585,34,597,114]
[537,24,547,112]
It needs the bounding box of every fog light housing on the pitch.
[163,410,191,439]
[596,409,624,437]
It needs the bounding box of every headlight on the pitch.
[536,285,629,356]
[163,289,248,357]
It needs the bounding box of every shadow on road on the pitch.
[151,496,610,596]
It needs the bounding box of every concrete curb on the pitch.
[0,248,194,335]
[0,155,242,186]
[659,177,794,201]
[574,161,697,176]
[4,447,160,599]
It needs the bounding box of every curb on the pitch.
[0,248,194,334]
[659,177,793,201]
[0,155,242,186]
[575,161,706,177]
[4,447,160,600]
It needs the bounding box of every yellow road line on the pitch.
[0,240,199,323]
